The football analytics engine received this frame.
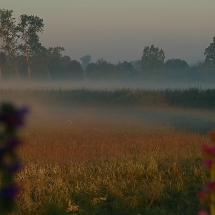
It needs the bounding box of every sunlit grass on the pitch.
[12,114,209,215]
[0,87,213,214]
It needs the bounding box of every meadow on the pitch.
[0,86,214,215]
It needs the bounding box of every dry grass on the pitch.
[0,88,213,214]
[10,106,210,215]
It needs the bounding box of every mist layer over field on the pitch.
[0,79,214,91]
[0,84,213,214]
[0,83,214,135]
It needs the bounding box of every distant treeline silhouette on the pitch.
[0,9,215,82]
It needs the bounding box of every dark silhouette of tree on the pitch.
[0,9,19,78]
[165,59,189,71]
[47,47,83,80]
[141,45,165,71]
[17,14,44,78]
[204,37,215,69]
[0,52,6,79]
[86,59,114,80]
[114,61,138,80]
[141,45,165,81]
[67,60,84,80]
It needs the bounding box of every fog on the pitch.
[0,79,214,135]
[0,79,214,91]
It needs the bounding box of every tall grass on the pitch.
[0,87,213,214]
[12,115,209,215]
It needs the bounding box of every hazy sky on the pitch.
[1,0,215,64]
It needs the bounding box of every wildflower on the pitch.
[0,103,28,213]
[0,104,29,127]
[198,210,209,215]
[211,130,215,142]
[204,182,215,191]
[202,144,212,153]
[3,161,22,173]
[0,147,6,157]
[0,184,20,200]
[6,138,22,151]
[198,191,207,201]
[199,129,215,215]
[202,144,215,155]
[203,159,213,169]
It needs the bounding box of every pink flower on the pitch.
[202,144,215,155]
[204,182,215,190]
[203,159,213,168]
[202,144,211,153]
[198,210,208,215]
[198,191,207,200]
[211,130,215,142]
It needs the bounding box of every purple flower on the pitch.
[0,147,6,157]
[203,159,213,168]
[4,161,22,173]
[0,184,20,200]
[6,138,22,150]
[0,105,29,127]
[17,106,29,116]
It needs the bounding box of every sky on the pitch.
[1,0,215,64]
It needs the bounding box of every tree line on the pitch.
[0,9,215,82]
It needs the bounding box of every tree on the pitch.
[0,52,6,79]
[67,60,84,80]
[204,37,215,69]
[141,45,165,73]
[17,14,44,78]
[114,61,137,80]
[80,55,91,70]
[0,9,18,57]
[165,59,189,71]
[47,47,65,80]
[85,59,114,80]
[47,47,84,80]
[0,9,19,78]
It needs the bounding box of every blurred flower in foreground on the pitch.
[0,103,28,213]
[198,130,215,215]
[198,210,209,215]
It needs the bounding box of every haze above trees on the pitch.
[0,9,215,83]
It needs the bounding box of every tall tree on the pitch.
[0,9,19,78]
[0,52,6,79]
[204,36,215,69]
[141,45,165,72]
[17,14,44,78]
[47,47,65,80]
